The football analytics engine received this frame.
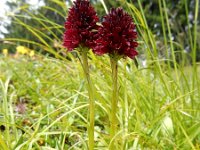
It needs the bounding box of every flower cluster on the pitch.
[93,8,138,59]
[63,0,138,59]
[63,0,99,51]
[2,49,8,56]
[16,46,35,57]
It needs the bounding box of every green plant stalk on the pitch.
[184,0,199,112]
[99,0,108,14]
[158,0,171,69]
[192,0,199,99]
[0,79,11,148]
[0,134,9,150]
[124,61,128,149]
[81,50,95,150]
[110,57,118,150]
[184,0,193,51]
[162,0,179,83]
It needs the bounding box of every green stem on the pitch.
[162,0,179,84]
[192,0,199,103]
[158,0,170,69]
[0,134,9,150]
[110,57,118,150]
[0,79,10,147]
[81,50,95,150]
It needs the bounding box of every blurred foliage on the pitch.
[1,0,66,55]
[0,0,199,63]
[139,0,200,63]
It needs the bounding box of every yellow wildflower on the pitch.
[29,50,35,57]
[16,46,29,55]
[2,49,8,56]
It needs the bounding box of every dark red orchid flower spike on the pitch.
[93,7,138,59]
[63,0,99,51]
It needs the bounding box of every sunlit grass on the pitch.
[0,51,200,149]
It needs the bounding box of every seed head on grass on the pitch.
[93,7,138,59]
[63,0,99,51]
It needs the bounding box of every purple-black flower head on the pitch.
[93,7,138,59]
[63,0,99,51]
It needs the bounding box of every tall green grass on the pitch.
[1,0,199,149]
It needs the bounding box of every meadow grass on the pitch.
[0,0,200,149]
[0,52,200,149]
